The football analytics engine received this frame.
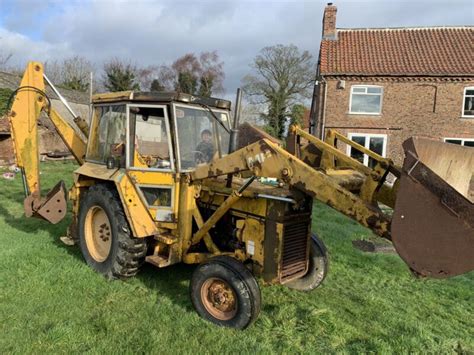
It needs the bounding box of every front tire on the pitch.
[78,184,147,279]
[285,233,329,291]
[190,256,261,329]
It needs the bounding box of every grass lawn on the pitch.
[0,161,472,353]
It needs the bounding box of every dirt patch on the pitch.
[352,239,396,254]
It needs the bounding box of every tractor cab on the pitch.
[85,91,233,222]
[88,91,233,172]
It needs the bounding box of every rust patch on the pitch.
[392,174,474,278]
[33,180,68,224]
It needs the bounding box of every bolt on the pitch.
[282,168,289,176]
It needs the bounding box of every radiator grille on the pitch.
[280,220,309,283]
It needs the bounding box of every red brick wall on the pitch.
[320,78,474,164]
[322,4,337,40]
[0,135,14,165]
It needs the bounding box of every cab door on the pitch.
[126,104,178,222]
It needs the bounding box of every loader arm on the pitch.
[7,62,87,224]
[192,136,474,278]
[191,138,392,239]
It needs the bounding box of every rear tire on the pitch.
[78,184,147,279]
[190,256,261,329]
[285,233,328,291]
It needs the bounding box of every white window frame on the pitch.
[443,137,474,146]
[349,85,383,115]
[346,133,387,166]
[462,87,474,118]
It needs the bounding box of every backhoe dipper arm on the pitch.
[7,62,87,224]
[191,139,392,239]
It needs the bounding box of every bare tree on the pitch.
[198,51,224,96]
[151,51,225,96]
[242,44,315,138]
[45,56,94,92]
[240,101,266,126]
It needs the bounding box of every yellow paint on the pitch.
[49,108,86,164]
[127,170,180,222]
[192,137,393,238]
[74,162,118,181]
[240,218,265,266]
[128,170,175,185]
[114,171,159,238]
[9,62,45,197]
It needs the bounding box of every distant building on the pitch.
[310,3,474,165]
[0,71,90,164]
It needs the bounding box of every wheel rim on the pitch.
[201,278,238,320]
[84,206,112,262]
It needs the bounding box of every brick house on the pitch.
[310,3,474,166]
[0,71,90,165]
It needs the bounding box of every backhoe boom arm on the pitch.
[7,62,87,223]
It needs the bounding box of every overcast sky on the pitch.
[0,0,472,97]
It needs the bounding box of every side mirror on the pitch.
[106,156,116,169]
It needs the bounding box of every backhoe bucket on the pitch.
[391,137,474,278]
[24,180,68,224]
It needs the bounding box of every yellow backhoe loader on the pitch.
[5,62,473,329]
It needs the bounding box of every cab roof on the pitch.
[91,91,232,110]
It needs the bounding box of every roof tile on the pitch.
[320,27,474,76]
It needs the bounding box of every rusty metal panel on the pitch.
[391,137,474,278]
[35,181,68,224]
[392,175,474,278]
[280,216,310,283]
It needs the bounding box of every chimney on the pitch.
[322,3,337,40]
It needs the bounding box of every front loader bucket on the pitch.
[391,137,474,278]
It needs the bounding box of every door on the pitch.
[126,104,178,222]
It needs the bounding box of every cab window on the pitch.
[87,105,126,165]
[129,106,173,170]
[174,105,230,171]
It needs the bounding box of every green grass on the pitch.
[0,161,472,353]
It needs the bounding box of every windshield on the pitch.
[174,105,231,171]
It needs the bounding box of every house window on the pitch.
[349,85,383,115]
[444,138,474,147]
[462,87,474,117]
[347,133,387,168]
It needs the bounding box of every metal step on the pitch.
[154,233,177,245]
[145,254,171,268]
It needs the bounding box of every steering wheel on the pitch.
[182,150,207,164]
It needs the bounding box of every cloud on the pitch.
[0,28,70,64]
[0,0,472,96]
